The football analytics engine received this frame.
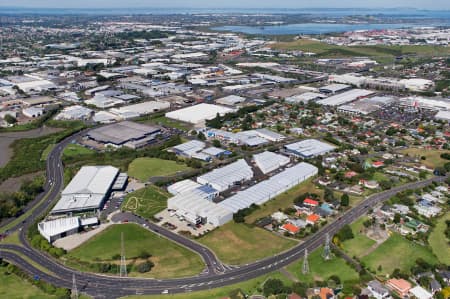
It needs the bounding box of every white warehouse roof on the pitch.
[167,179,202,195]
[253,151,290,174]
[317,89,374,106]
[165,103,234,124]
[219,162,318,213]
[197,159,253,192]
[52,166,119,214]
[38,217,80,242]
[285,139,336,158]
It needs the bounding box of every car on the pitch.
[161,290,169,294]
[122,219,128,223]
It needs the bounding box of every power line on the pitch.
[120,232,127,278]
[302,249,309,275]
[71,274,78,299]
[322,233,332,260]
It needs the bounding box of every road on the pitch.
[0,129,446,298]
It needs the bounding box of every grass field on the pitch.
[128,157,192,182]
[286,246,360,284]
[341,217,376,258]
[271,39,450,62]
[67,224,205,279]
[144,116,192,131]
[122,271,291,299]
[428,213,450,265]
[0,269,56,299]
[361,233,438,275]
[400,148,450,169]
[122,185,169,219]
[62,143,95,158]
[245,179,322,224]
[198,222,297,265]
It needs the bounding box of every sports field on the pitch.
[286,246,360,284]
[198,222,297,265]
[128,157,192,182]
[122,185,169,219]
[400,148,450,169]
[361,233,438,275]
[428,213,450,265]
[68,224,204,278]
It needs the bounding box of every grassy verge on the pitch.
[286,246,360,284]
[62,143,95,159]
[0,268,58,299]
[341,217,376,258]
[128,157,192,182]
[361,233,438,275]
[66,224,205,279]
[428,213,450,264]
[122,185,169,219]
[198,222,297,265]
[400,148,450,169]
[244,179,322,224]
[141,116,192,131]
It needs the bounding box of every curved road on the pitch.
[0,130,446,298]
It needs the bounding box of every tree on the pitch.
[136,261,154,273]
[336,224,354,242]
[4,114,17,124]
[393,213,401,224]
[197,132,206,141]
[263,279,289,296]
[340,194,350,207]
[212,139,221,148]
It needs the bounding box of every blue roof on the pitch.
[197,185,218,195]
[320,203,333,214]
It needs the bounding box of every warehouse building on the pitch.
[219,162,318,213]
[253,151,290,174]
[38,217,81,243]
[285,92,326,104]
[285,139,336,159]
[197,159,253,192]
[165,103,234,125]
[86,121,161,149]
[167,192,233,227]
[316,89,374,107]
[215,95,246,106]
[319,84,352,94]
[337,96,395,116]
[51,166,120,214]
[109,101,170,119]
[435,110,450,122]
[171,140,206,157]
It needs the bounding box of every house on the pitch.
[430,279,441,294]
[320,287,335,299]
[409,286,432,299]
[303,198,319,207]
[281,223,300,234]
[372,161,385,168]
[306,214,320,225]
[367,280,391,299]
[414,204,441,217]
[391,204,410,215]
[287,293,302,299]
[287,219,307,229]
[345,171,358,178]
[272,211,288,222]
[360,179,379,189]
[386,278,412,298]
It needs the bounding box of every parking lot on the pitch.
[155,209,214,237]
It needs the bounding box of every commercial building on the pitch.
[285,139,336,159]
[219,162,318,213]
[317,89,374,106]
[285,92,326,104]
[319,84,352,94]
[55,105,93,120]
[38,217,80,243]
[215,95,246,106]
[165,103,234,125]
[110,101,170,119]
[435,110,450,122]
[86,121,161,149]
[197,159,253,192]
[337,96,395,115]
[253,151,290,174]
[171,140,206,157]
[51,166,120,214]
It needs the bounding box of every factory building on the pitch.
[317,89,374,106]
[51,166,120,215]
[253,151,290,174]
[197,159,253,192]
[165,103,234,125]
[285,139,336,159]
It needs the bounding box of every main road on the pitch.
[0,130,446,298]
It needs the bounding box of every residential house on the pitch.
[386,278,412,298]
[306,214,320,225]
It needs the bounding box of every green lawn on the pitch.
[245,179,322,224]
[0,269,56,299]
[122,185,169,219]
[428,213,450,265]
[62,143,95,158]
[40,143,55,161]
[198,222,297,265]
[341,217,376,258]
[67,224,205,279]
[361,233,438,275]
[121,271,291,299]
[286,246,360,284]
[128,157,192,182]
[400,148,450,169]
[144,116,192,131]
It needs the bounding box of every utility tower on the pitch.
[119,232,127,277]
[322,233,332,260]
[302,249,309,274]
[71,274,78,299]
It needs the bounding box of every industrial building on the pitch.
[219,162,318,213]
[109,101,170,119]
[253,151,290,174]
[285,139,336,159]
[206,128,285,146]
[337,96,395,115]
[38,216,99,243]
[86,121,161,149]
[197,159,253,192]
[285,92,326,104]
[319,84,352,94]
[51,166,120,214]
[215,95,246,106]
[165,103,234,125]
[171,140,206,157]
[316,89,374,107]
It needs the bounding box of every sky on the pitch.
[0,0,449,10]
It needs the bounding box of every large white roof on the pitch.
[219,162,318,213]
[197,159,253,192]
[285,139,336,158]
[165,103,234,124]
[317,89,374,106]
[167,179,202,195]
[38,217,80,239]
[253,151,290,174]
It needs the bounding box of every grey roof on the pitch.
[285,139,336,158]
[87,121,160,145]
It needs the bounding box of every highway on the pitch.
[0,129,446,298]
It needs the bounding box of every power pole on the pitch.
[71,274,78,299]
[322,233,331,260]
[302,249,309,275]
[120,232,127,277]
